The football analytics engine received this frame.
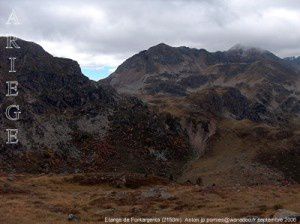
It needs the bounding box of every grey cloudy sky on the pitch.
[1,0,300,80]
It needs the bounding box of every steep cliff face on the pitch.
[0,37,191,176]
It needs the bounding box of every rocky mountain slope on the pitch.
[285,56,300,70]
[104,43,299,123]
[103,43,300,184]
[0,37,191,177]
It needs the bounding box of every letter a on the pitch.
[6,9,20,25]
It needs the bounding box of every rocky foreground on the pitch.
[0,173,299,224]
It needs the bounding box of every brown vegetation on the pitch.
[0,173,299,223]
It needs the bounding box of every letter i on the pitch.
[9,57,16,72]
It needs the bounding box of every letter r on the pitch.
[6,36,20,49]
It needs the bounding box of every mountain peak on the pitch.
[228,44,266,53]
[147,43,174,53]
[154,42,170,47]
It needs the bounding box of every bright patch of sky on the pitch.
[81,66,116,81]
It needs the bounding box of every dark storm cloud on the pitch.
[1,0,300,69]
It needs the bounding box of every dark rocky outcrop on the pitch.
[0,37,191,176]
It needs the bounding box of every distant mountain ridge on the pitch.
[103,43,300,123]
[284,56,300,70]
